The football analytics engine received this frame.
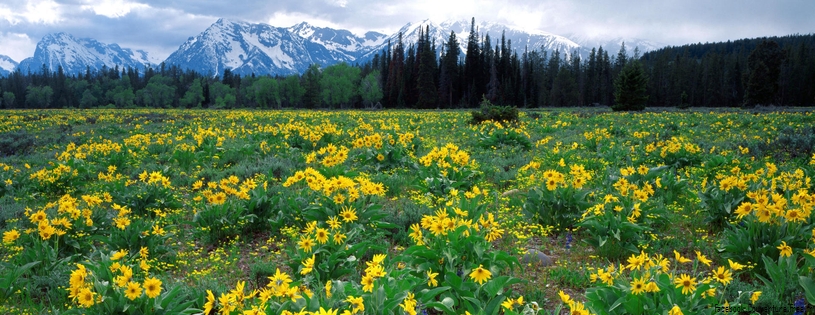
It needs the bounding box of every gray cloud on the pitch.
[1,0,813,62]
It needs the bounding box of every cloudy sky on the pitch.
[1,0,813,62]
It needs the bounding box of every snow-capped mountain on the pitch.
[359,18,583,61]
[287,22,387,65]
[7,18,667,78]
[0,55,17,77]
[164,18,387,76]
[16,33,154,75]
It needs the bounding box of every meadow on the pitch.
[0,108,814,315]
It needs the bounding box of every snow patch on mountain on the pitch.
[0,55,18,76]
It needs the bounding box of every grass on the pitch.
[0,107,814,314]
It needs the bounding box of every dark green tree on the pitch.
[744,40,783,106]
[302,64,322,108]
[416,26,438,109]
[2,92,14,108]
[440,31,460,108]
[612,61,648,111]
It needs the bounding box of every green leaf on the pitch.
[426,301,456,315]
[800,276,815,305]
[418,286,451,303]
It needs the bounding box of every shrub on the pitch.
[470,97,519,125]
[0,131,36,156]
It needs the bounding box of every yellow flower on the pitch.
[626,252,646,270]
[469,265,492,285]
[143,277,162,298]
[712,266,733,285]
[376,154,385,161]
[315,228,329,244]
[674,250,692,264]
[333,232,347,245]
[339,206,358,222]
[568,301,590,315]
[777,241,792,257]
[371,253,386,265]
[29,210,47,224]
[751,291,761,304]
[645,282,660,293]
[203,290,216,314]
[346,295,365,313]
[695,251,712,267]
[557,290,574,305]
[785,209,804,223]
[77,287,96,308]
[125,281,142,300]
[298,236,315,253]
[673,273,697,295]
[361,274,374,292]
[327,216,341,229]
[2,229,20,244]
[728,259,745,271]
[111,249,128,260]
[325,280,332,298]
[668,305,683,315]
[630,277,646,295]
[313,307,338,315]
[427,269,439,287]
[301,255,315,275]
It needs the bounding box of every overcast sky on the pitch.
[1,0,813,62]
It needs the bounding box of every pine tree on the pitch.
[464,18,481,107]
[385,33,405,107]
[744,40,783,106]
[416,26,438,109]
[441,31,460,108]
[612,61,648,111]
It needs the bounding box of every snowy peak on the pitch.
[164,18,387,77]
[165,18,312,76]
[359,18,583,62]
[16,32,155,75]
[0,55,17,76]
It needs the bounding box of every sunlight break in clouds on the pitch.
[0,32,36,61]
[81,0,150,18]
[0,0,62,25]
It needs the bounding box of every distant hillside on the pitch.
[640,34,815,107]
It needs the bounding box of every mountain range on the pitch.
[6,18,662,77]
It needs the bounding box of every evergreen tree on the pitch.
[744,40,783,106]
[612,61,648,111]
[440,31,460,108]
[385,33,405,107]
[302,64,322,108]
[464,18,481,107]
[416,26,438,109]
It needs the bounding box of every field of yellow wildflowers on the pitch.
[1,108,814,315]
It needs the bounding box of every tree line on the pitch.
[1,19,813,110]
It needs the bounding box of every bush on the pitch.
[744,126,815,162]
[470,97,519,125]
[0,130,36,156]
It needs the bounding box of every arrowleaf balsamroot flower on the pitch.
[469,265,492,285]
[674,273,697,295]
[143,277,162,298]
[777,241,792,257]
